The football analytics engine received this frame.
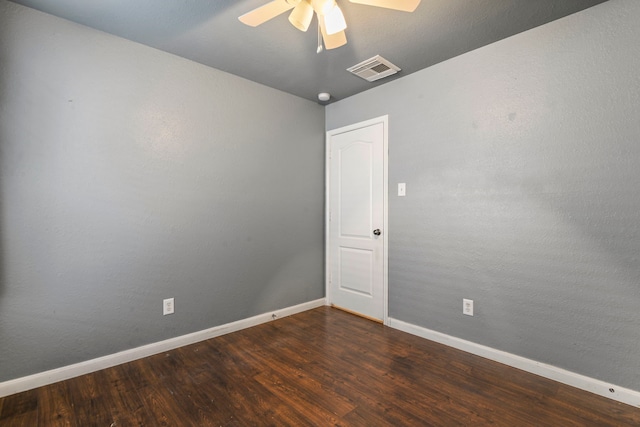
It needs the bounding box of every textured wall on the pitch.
[0,1,324,382]
[327,0,640,390]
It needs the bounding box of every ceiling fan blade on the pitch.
[289,1,314,32]
[349,0,421,13]
[319,16,347,50]
[239,0,295,27]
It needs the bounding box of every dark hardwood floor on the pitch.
[1,306,639,426]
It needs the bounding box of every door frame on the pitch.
[325,115,389,325]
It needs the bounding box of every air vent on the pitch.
[347,55,401,82]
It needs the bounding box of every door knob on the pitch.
[373,229,381,236]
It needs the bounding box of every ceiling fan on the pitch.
[239,0,421,50]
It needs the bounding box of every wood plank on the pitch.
[332,303,384,323]
[100,365,153,426]
[1,307,639,426]
[36,381,77,427]
[0,390,38,427]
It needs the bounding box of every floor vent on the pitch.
[347,55,401,82]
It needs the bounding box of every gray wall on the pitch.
[0,1,324,382]
[327,0,640,390]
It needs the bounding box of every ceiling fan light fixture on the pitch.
[311,0,335,16]
[324,4,347,35]
[239,0,421,52]
[288,0,314,32]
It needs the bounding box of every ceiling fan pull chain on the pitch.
[317,18,324,53]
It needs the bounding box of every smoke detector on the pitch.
[347,55,401,82]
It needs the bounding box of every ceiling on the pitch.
[8,0,608,103]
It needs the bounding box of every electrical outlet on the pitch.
[163,298,175,315]
[463,299,474,316]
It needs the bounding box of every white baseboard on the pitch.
[389,317,640,408]
[0,298,326,398]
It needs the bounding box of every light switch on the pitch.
[398,183,406,196]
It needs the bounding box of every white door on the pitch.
[327,117,387,322]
